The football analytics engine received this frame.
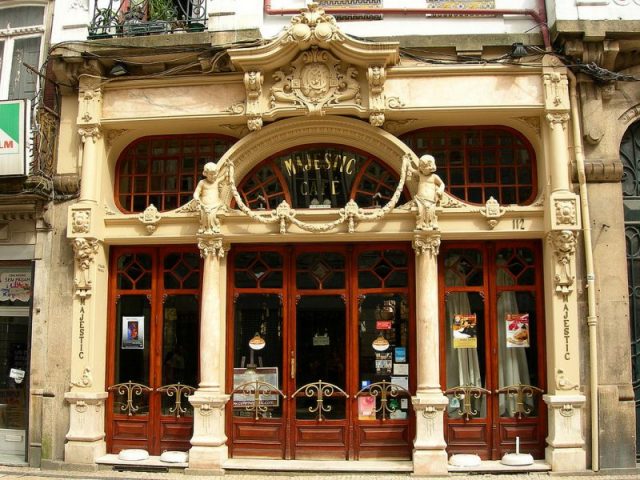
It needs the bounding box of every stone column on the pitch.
[541,55,587,472]
[188,235,230,473]
[411,233,449,476]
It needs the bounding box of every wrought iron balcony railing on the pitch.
[89,0,206,39]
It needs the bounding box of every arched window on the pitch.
[400,127,537,205]
[236,144,409,210]
[115,134,236,213]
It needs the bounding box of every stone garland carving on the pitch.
[227,154,410,234]
[138,204,161,234]
[480,196,507,229]
[367,66,386,126]
[412,234,441,257]
[543,72,569,110]
[71,210,91,234]
[244,71,264,131]
[548,230,577,299]
[72,237,99,296]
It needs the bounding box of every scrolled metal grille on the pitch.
[231,380,286,420]
[355,380,411,421]
[445,385,491,420]
[108,381,152,416]
[292,380,349,421]
[156,383,196,418]
[495,383,544,419]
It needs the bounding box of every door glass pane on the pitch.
[295,295,346,420]
[232,294,283,419]
[296,252,345,290]
[113,295,151,415]
[445,291,486,419]
[161,295,199,416]
[497,290,539,417]
[444,249,483,287]
[9,36,41,100]
[358,293,410,420]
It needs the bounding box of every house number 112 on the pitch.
[512,218,525,230]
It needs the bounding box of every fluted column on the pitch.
[411,232,449,476]
[188,234,229,473]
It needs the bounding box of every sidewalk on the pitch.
[0,464,639,480]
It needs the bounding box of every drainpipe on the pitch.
[263,0,551,50]
[567,69,599,472]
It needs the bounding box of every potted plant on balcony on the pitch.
[148,0,177,33]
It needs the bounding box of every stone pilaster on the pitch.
[543,394,587,472]
[188,235,230,472]
[411,232,449,476]
[77,87,103,204]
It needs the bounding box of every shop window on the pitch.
[115,134,236,213]
[236,144,409,210]
[401,127,536,206]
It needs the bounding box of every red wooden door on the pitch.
[439,241,547,460]
[106,246,200,455]
[227,244,414,460]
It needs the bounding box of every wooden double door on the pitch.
[106,246,200,454]
[227,244,415,460]
[439,241,547,459]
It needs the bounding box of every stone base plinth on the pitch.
[64,441,106,465]
[545,446,586,472]
[413,449,449,476]
[188,392,230,471]
[543,394,587,472]
[187,445,228,473]
[64,391,108,465]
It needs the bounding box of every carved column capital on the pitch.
[197,235,228,259]
[545,113,570,130]
[413,233,441,257]
[78,126,102,143]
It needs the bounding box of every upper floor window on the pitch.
[115,134,236,213]
[0,6,45,100]
[236,144,409,210]
[400,127,537,206]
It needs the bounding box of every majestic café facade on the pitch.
[48,5,593,475]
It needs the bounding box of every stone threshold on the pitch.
[448,460,551,473]
[223,459,414,472]
[96,454,187,470]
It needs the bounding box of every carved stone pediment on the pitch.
[227,3,400,130]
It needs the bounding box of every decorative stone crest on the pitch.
[547,230,577,299]
[283,2,345,46]
[72,237,99,296]
[480,196,506,229]
[138,204,161,234]
[71,210,91,234]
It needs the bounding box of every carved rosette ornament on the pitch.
[72,237,100,297]
[71,210,91,234]
[412,234,441,257]
[554,199,577,226]
[197,236,227,259]
[547,230,577,299]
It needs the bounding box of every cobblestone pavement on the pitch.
[0,465,639,480]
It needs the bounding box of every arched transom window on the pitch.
[237,144,409,210]
[400,127,537,205]
[115,134,236,213]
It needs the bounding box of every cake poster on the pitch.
[452,313,477,349]
[506,313,530,348]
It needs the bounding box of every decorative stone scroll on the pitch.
[227,154,410,234]
[547,230,577,299]
[72,237,99,297]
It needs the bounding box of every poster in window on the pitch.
[375,352,392,374]
[122,316,144,349]
[232,367,279,408]
[452,313,477,348]
[506,313,530,348]
[358,395,376,420]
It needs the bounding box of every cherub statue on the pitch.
[193,161,225,234]
[409,154,445,230]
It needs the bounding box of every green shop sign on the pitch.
[0,100,29,176]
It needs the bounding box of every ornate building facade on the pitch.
[10,0,637,475]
